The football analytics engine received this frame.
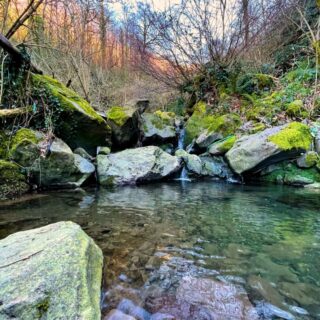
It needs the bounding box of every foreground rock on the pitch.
[0,221,103,320]
[97,146,181,186]
[226,122,312,175]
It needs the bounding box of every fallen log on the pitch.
[0,33,42,74]
[0,106,32,118]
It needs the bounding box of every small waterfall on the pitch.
[176,126,191,181]
[177,127,185,150]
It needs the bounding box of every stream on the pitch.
[0,181,319,319]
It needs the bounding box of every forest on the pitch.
[0,0,320,320]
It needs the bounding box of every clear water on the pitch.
[0,182,320,319]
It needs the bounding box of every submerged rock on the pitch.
[226,122,312,175]
[0,221,103,320]
[139,111,177,145]
[32,74,111,154]
[97,146,181,186]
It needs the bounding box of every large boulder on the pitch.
[0,160,29,200]
[106,106,140,150]
[97,146,181,186]
[32,74,111,154]
[139,111,177,145]
[226,122,312,175]
[30,138,95,188]
[0,221,103,320]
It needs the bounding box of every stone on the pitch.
[30,138,95,188]
[0,221,103,320]
[0,160,29,199]
[208,135,236,156]
[226,122,312,175]
[32,74,111,154]
[104,309,136,320]
[74,147,94,161]
[296,151,319,168]
[139,112,177,145]
[200,155,235,180]
[97,146,181,186]
[175,149,202,175]
[106,106,140,150]
[194,130,223,150]
[98,146,111,155]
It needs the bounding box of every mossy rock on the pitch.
[32,74,111,154]
[285,100,308,118]
[185,101,240,145]
[0,160,29,199]
[209,136,236,156]
[268,122,312,151]
[106,106,140,150]
[9,128,44,167]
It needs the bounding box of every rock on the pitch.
[194,130,223,151]
[296,151,319,168]
[0,160,29,199]
[97,146,181,186]
[176,276,259,319]
[226,122,312,175]
[139,111,177,145]
[200,155,235,180]
[74,147,94,161]
[104,309,136,320]
[0,221,103,319]
[106,106,140,150]
[30,138,95,188]
[32,74,111,154]
[98,146,111,155]
[208,135,236,156]
[175,149,202,175]
[118,298,151,320]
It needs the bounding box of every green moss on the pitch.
[305,152,319,167]
[106,106,129,126]
[250,123,266,134]
[154,110,175,121]
[9,128,41,154]
[32,74,104,123]
[0,132,9,159]
[268,122,312,151]
[217,136,236,153]
[286,100,305,117]
[207,114,241,136]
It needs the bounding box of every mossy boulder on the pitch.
[97,146,181,186]
[208,136,236,156]
[32,74,111,154]
[0,160,29,199]
[139,111,177,145]
[29,138,95,188]
[185,101,240,145]
[0,221,103,319]
[106,106,140,149]
[9,128,44,167]
[258,162,320,187]
[296,151,319,168]
[226,122,312,175]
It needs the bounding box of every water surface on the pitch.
[0,182,319,319]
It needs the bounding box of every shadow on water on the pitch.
[1,181,320,319]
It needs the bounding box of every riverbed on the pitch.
[0,181,319,319]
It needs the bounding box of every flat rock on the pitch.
[0,221,103,320]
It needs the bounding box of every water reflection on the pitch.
[0,182,320,319]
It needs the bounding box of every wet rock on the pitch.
[0,221,103,319]
[208,135,236,156]
[104,309,136,320]
[74,147,93,161]
[175,149,202,175]
[278,282,320,306]
[226,122,312,175]
[118,298,151,320]
[97,146,181,186]
[200,155,235,180]
[175,276,259,319]
[248,275,284,308]
[255,302,295,320]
